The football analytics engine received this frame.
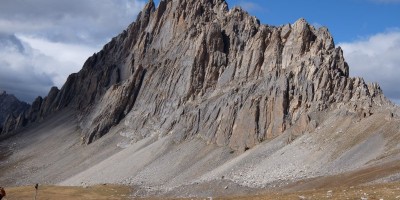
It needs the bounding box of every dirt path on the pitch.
[2,185,132,200]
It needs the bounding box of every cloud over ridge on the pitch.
[339,30,400,104]
[0,0,146,103]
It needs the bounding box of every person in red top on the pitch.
[0,187,6,200]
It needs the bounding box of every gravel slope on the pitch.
[1,107,400,197]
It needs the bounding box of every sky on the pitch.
[0,0,399,104]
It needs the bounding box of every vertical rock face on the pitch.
[0,91,30,135]
[4,0,391,150]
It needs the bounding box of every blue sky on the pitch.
[225,0,400,43]
[220,0,400,104]
[0,0,399,104]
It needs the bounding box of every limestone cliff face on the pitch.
[0,91,29,135]
[3,0,391,150]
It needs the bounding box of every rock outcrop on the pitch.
[0,91,30,135]
[3,0,391,151]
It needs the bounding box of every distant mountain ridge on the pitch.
[0,91,29,134]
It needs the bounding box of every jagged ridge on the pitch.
[1,0,390,151]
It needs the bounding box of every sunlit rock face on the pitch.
[4,0,390,151]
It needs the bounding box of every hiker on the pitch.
[34,183,39,200]
[0,187,6,200]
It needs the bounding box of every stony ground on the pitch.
[2,108,400,198]
[3,182,400,200]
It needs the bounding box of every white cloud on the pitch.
[17,35,98,86]
[0,36,54,102]
[0,34,98,102]
[0,0,147,45]
[339,30,400,104]
[239,2,258,11]
[311,22,323,29]
[0,0,147,102]
[0,34,96,102]
[237,1,262,12]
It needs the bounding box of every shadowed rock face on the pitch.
[0,91,30,135]
[2,0,391,150]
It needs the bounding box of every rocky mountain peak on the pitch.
[1,0,392,151]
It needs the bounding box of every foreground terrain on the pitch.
[3,181,400,200]
[227,182,400,200]
[2,185,131,200]
[1,106,400,197]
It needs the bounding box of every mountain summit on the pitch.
[1,0,399,197]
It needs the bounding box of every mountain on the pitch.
[0,91,29,135]
[1,0,399,197]
[1,0,390,147]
